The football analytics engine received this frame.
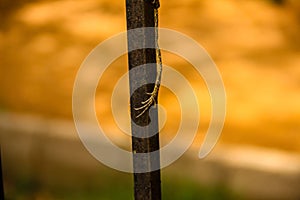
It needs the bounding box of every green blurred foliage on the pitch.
[6,173,240,200]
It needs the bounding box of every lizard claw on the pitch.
[134,91,157,118]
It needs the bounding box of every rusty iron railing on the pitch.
[126,0,162,199]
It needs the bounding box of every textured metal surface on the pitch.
[126,0,161,199]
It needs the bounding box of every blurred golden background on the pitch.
[1,0,300,199]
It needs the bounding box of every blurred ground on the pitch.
[1,113,300,199]
[1,0,300,199]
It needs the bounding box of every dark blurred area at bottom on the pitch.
[1,113,300,200]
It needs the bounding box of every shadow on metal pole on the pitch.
[126,0,162,199]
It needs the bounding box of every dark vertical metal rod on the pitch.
[126,0,161,200]
[0,147,4,199]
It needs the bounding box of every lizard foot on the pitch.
[134,91,157,118]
